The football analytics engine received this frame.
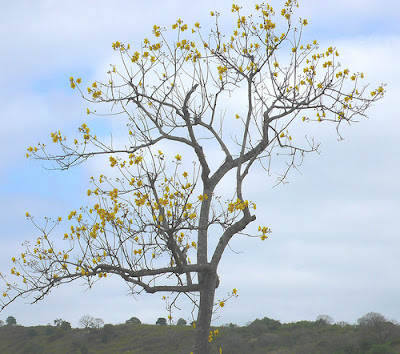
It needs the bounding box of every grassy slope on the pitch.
[1,320,400,353]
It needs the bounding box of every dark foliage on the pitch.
[0,313,399,353]
[126,316,141,325]
[6,316,17,326]
[156,317,167,326]
[177,318,187,326]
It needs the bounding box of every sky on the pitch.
[1,0,399,328]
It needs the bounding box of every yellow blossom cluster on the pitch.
[78,123,90,141]
[208,328,220,342]
[50,131,63,143]
[109,156,117,167]
[198,194,208,201]
[153,25,161,38]
[112,41,130,51]
[231,4,240,12]
[217,65,228,81]
[175,37,202,63]
[227,198,251,212]
[259,226,270,240]
[26,146,38,158]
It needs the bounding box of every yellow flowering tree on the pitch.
[1,2,384,353]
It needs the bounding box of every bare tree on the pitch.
[53,318,63,327]
[0,2,384,352]
[79,315,104,329]
[316,314,334,325]
[92,318,105,330]
[79,315,95,329]
[357,312,397,344]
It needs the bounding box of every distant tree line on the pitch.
[0,312,400,353]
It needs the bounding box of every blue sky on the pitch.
[1,0,400,328]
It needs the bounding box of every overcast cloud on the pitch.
[1,0,399,328]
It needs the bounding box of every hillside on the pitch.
[1,314,400,353]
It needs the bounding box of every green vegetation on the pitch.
[156,318,168,326]
[5,316,17,326]
[177,318,187,326]
[0,313,400,353]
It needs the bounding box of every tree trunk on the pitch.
[193,272,217,353]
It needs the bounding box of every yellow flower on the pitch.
[175,154,182,161]
[76,78,81,84]
[233,288,237,295]
[25,212,30,217]
[219,301,225,307]
[134,156,143,164]
[210,11,215,16]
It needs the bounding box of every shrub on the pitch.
[126,316,141,324]
[6,316,17,326]
[177,318,187,326]
[156,317,167,326]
